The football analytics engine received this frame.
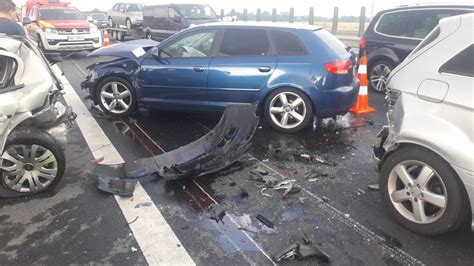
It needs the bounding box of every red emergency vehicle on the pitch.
[22,0,102,52]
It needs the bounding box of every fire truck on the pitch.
[21,0,102,53]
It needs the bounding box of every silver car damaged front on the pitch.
[0,37,71,153]
[377,14,474,230]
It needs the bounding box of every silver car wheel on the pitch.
[126,19,132,30]
[269,92,306,129]
[108,18,114,28]
[1,144,58,193]
[100,81,132,114]
[387,160,448,224]
[370,63,391,92]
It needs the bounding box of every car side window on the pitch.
[143,7,152,17]
[168,7,177,18]
[29,7,36,19]
[154,7,167,18]
[439,44,474,78]
[218,29,271,56]
[0,56,17,89]
[376,12,409,37]
[271,30,306,55]
[161,30,216,58]
[127,4,142,12]
[410,10,468,39]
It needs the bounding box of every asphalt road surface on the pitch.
[0,51,473,265]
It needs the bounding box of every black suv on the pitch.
[360,4,473,92]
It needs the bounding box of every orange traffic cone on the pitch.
[103,29,110,47]
[350,54,375,114]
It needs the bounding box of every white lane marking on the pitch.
[53,65,195,266]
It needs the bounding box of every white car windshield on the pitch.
[40,9,84,20]
[177,5,217,20]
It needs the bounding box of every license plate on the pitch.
[68,36,84,41]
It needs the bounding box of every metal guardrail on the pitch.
[220,6,368,36]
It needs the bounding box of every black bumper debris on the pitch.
[92,103,260,196]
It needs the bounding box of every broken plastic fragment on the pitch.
[368,183,380,191]
[256,214,274,228]
[275,237,330,262]
[97,175,136,197]
[273,179,300,196]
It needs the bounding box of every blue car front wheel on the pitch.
[96,77,137,117]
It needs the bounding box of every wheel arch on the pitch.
[367,48,399,69]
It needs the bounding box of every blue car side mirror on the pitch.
[152,48,161,60]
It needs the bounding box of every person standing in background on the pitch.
[0,0,26,36]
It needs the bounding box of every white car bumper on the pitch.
[40,31,102,52]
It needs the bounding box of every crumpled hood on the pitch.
[88,39,159,60]
[38,20,90,29]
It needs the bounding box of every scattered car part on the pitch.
[92,103,259,196]
[273,179,300,196]
[256,214,274,229]
[250,168,279,188]
[0,35,75,198]
[260,188,272,198]
[97,175,137,197]
[368,184,380,191]
[373,14,474,235]
[275,238,330,262]
[208,204,226,223]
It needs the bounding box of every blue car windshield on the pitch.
[177,5,217,20]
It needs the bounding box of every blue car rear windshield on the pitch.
[313,30,348,55]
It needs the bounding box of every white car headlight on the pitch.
[45,28,58,34]
[90,26,99,34]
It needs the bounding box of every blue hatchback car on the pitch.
[82,23,359,132]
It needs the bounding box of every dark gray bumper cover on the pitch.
[93,103,260,196]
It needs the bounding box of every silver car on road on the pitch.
[107,2,143,29]
[374,13,474,236]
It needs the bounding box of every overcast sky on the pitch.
[14,0,467,17]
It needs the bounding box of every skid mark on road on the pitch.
[54,65,195,265]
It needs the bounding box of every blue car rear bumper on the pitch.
[314,84,360,118]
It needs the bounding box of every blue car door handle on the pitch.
[258,66,271,73]
[193,66,206,72]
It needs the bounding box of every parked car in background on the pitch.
[81,23,359,133]
[22,0,102,53]
[89,13,109,29]
[107,2,143,29]
[143,3,220,40]
[360,3,473,92]
[374,14,474,236]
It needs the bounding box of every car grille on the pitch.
[58,28,90,35]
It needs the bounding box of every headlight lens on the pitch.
[45,28,58,34]
[90,26,98,34]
